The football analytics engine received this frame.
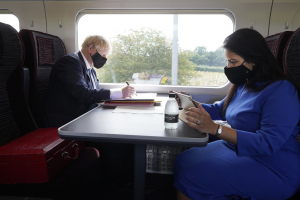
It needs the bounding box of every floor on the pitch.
[75,172,176,200]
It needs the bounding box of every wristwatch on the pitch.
[215,125,222,137]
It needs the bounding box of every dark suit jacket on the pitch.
[45,51,110,127]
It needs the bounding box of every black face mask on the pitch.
[90,51,107,69]
[224,61,252,85]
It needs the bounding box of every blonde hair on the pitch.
[81,35,111,55]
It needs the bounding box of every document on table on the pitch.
[111,93,157,101]
[112,106,164,114]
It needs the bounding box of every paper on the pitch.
[113,106,164,114]
[112,93,157,101]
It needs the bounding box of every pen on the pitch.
[126,81,137,96]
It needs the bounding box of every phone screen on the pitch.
[174,92,195,110]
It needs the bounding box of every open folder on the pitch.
[102,93,159,107]
[102,101,155,107]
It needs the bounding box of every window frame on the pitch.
[0,9,20,32]
[75,9,235,95]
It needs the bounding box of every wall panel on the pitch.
[44,0,271,54]
[269,1,300,35]
[0,1,46,32]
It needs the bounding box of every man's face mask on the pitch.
[224,61,252,85]
[89,46,107,69]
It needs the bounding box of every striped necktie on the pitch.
[87,68,96,89]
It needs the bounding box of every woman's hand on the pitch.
[185,102,218,134]
[169,90,187,107]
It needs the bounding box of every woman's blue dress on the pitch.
[174,80,300,200]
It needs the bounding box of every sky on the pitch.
[0,14,20,31]
[78,14,233,52]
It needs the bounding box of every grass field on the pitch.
[189,71,228,87]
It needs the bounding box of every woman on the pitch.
[174,28,300,200]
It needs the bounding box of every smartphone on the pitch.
[174,92,197,110]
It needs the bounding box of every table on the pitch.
[58,96,208,200]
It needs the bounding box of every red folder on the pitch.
[102,101,154,107]
[0,128,84,184]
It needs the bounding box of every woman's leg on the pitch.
[174,140,297,200]
[177,190,191,200]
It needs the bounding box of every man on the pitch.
[45,35,135,127]
[45,35,135,188]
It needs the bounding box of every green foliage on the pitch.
[190,46,226,67]
[96,28,196,85]
[195,65,224,73]
[178,50,196,85]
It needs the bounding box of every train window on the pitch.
[0,12,19,31]
[77,10,234,87]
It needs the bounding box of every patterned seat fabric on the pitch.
[282,28,300,143]
[19,30,66,128]
[282,28,300,82]
[265,31,293,69]
[0,22,37,146]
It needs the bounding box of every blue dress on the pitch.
[174,80,300,200]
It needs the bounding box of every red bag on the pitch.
[0,128,84,184]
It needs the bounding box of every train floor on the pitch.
[0,165,176,200]
[76,172,177,200]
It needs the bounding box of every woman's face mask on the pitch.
[224,61,252,85]
[91,51,107,69]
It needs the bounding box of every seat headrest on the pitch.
[282,27,300,84]
[0,22,23,145]
[265,31,293,65]
[19,29,67,128]
[19,29,66,68]
[0,23,23,69]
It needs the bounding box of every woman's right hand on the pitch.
[169,90,187,107]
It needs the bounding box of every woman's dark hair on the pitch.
[222,28,299,117]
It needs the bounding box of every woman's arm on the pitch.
[186,80,300,156]
[186,103,237,145]
[201,98,225,120]
[234,81,299,156]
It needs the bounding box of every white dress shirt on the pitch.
[81,51,122,99]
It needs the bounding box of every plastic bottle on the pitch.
[164,93,179,129]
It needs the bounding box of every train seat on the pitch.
[0,22,35,146]
[0,22,100,199]
[265,31,293,67]
[19,29,67,128]
[282,27,300,81]
[280,27,300,200]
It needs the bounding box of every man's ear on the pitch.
[87,44,93,52]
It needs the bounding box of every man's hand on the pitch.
[122,86,136,98]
